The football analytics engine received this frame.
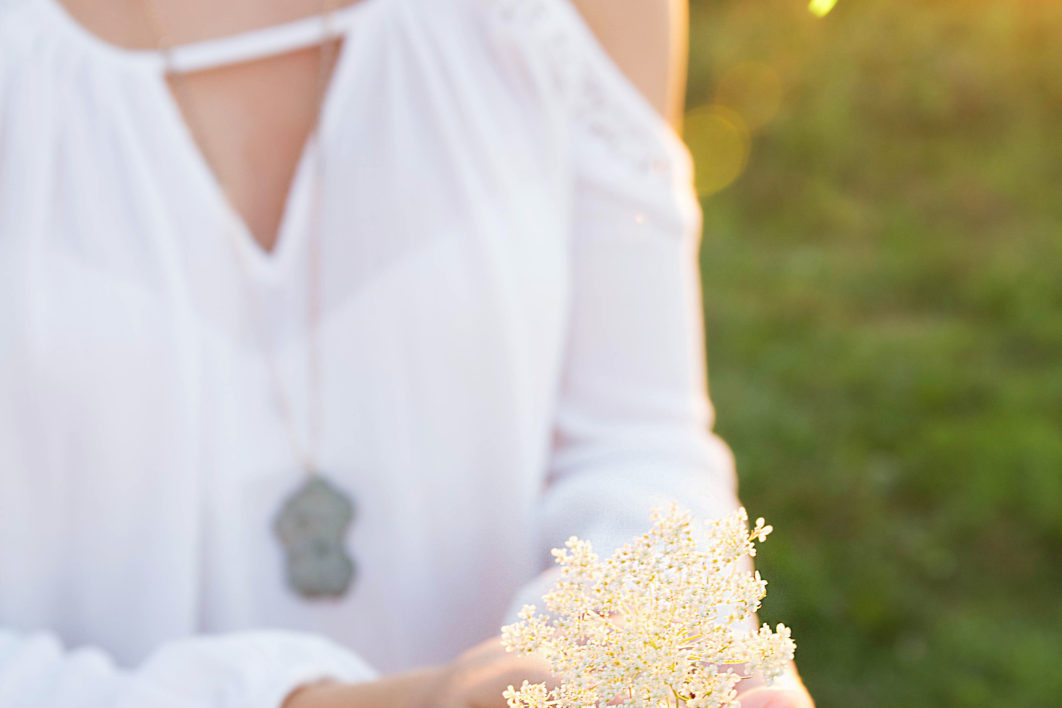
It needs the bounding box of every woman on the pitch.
[0,0,814,705]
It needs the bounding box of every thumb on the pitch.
[737,686,815,708]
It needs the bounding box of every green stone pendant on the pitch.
[273,474,356,599]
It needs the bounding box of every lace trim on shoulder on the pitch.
[491,0,680,183]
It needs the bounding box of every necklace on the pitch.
[144,0,358,599]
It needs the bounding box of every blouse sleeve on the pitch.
[0,628,376,708]
[490,0,745,620]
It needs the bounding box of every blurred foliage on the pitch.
[684,1,1062,705]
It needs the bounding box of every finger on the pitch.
[462,649,555,708]
[737,686,815,708]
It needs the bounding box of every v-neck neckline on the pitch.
[39,0,386,280]
[152,9,377,280]
[157,75,334,281]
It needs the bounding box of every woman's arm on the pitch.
[498,0,815,705]
[282,638,554,708]
[0,627,376,708]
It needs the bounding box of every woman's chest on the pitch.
[1,0,575,392]
[0,83,570,646]
[0,63,573,457]
[0,10,575,594]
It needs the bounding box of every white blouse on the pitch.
[0,0,744,705]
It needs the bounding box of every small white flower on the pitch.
[501,504,796,707]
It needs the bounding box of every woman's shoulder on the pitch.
[565,0,684,129]
[465,0,671,119]
[470,0,691,185]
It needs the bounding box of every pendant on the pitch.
[273,474,356,599]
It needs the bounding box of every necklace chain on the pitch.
[144,0,341,475]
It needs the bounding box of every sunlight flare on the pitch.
[809,0,838,17]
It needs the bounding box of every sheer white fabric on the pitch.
[0,0,742,704]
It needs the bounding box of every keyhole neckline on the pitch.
[37,0,390,276]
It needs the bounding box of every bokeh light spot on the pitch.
[809,0,838,18]
[683,104,751,197]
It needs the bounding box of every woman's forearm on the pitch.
[282,666,444,708]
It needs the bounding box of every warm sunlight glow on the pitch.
[809,0,838,17]
[684,104,751,197]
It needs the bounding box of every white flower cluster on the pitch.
[501,504,796,708]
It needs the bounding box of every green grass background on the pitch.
[684,1,1062,705]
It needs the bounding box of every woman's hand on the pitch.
[428,636,815,708]
[280,635,552,708]
[280,643,813,708]
[735,661,815,708]
[280,667,445,708]
[431,635,555,708]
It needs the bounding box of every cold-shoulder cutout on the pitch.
[487,0,695,196]
[570,0,685,129]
